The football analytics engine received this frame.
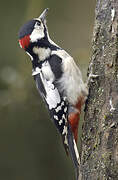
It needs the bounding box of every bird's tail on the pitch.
[68,97,84,180]
[67,123,80,180]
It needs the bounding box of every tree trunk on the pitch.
[80,0,118,179]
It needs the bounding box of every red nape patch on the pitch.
[19,35,30,49]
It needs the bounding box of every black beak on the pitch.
[38,8,49,22]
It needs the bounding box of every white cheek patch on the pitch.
[30,27,45,42]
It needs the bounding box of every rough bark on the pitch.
[80,0,118,179]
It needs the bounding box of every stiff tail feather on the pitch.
[67,123,80,180]
[68,98,84,179]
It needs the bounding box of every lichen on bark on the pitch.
[80,0,118,179]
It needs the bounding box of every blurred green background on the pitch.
[0,0,95,179]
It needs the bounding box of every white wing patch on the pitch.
[32,60,61,110]
[40,73,61,109]
[35,62,61,110]
[30,23,45,42]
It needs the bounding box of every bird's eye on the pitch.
[36,21,41,26]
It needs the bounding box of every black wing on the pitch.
[34,68,69,154]
[33,57,80,180]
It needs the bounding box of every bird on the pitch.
[18,8,88,180]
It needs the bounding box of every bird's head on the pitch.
[18,8,49,51]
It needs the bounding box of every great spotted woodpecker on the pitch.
[18,8,88,180]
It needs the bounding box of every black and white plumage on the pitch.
[18,8,88,180]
